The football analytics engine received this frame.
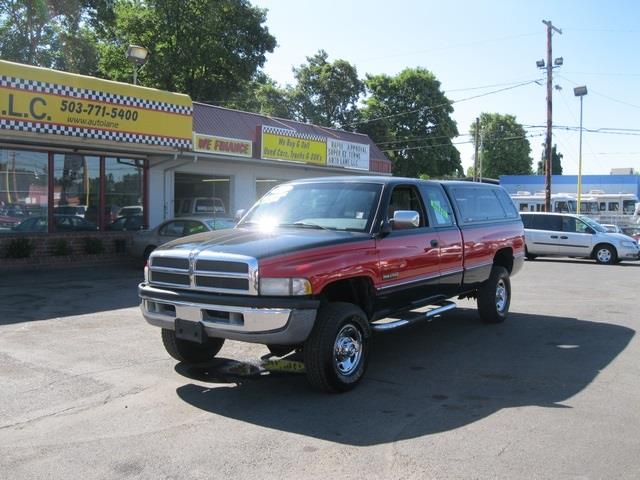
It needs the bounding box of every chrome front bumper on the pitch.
[139,284,318,345]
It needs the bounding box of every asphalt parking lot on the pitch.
[1,259,639,479]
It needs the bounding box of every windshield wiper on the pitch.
[279,222,332,231]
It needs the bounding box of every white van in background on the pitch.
[521,212,640,265]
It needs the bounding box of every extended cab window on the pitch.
[387,185,427,229]
[451,186,507,223]
[420,185,454,226]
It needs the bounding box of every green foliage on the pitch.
[288,50,364,128]
[84,237,104,254]
[97,0,276,100]
[470,113,532,179]
[0,0,106,74]
[536,144,563,175]
[52,238,71,256]
[5,237,35,258]
[359,68,462,178]
[228,73,295,118]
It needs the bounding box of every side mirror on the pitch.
[234,209,246,222]
[392,210,420,229]
[586,226,595,234]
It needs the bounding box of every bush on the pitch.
[52,239,71,256]
[6,238,36,258]
[84,237,105,255]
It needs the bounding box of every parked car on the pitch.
[12,215,98,232]
[621,226,640,243]
[601,223,623,234]
[521,212,640,264]
[176,197,226,216]
[130,216,236,259]
[107,214,144,231]
[53,205,87,217]
[118,205,143,217]
[0,214,21,230]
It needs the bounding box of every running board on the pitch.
[371,301,457,332]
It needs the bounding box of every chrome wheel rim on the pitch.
[496,279,508,313]
[334,323,363,376]
[597,248,611,263]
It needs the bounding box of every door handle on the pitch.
[560,235,568,239]
[430,239,439,248]
[550,235,558,239]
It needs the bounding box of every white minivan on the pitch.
[521,212,640,264]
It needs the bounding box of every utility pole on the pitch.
[473,117,479,182]
[542,20,562,212]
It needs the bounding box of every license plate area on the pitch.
[175,319,207,344]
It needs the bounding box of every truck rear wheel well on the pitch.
[493,247,514,273]
[317,277,376,320]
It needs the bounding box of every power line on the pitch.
[357,32,542,63]
[347,79,542,128]
[381,133,544,154]
[558,74,640,110]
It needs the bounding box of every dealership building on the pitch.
[0,60,391,237]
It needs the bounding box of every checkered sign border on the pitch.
[0,118,190,148]
[262,125,325,143]
[0,75,192,115]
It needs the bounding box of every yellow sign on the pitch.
[0,60,192,149]
[193,133,252,157]
[261,125,326,165]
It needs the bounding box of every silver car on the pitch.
[130,216,236,259]
[521,212,640,264]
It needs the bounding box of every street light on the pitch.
[574,85,588,214]
[126,45,148,85]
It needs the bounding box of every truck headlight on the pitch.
[621,240,637,248]
[260,278,312,296]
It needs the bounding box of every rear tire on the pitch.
[594,244,616,265]
[477,266,511,324]
[304,302,371,393]
[161,328,225,363]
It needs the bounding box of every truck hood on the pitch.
[156,227,370,260]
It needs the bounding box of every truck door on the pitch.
[420,184,463,296]
[375,184,441,312]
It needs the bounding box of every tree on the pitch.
[0,0,104,74]
[228,73,295,118]
[97,0,276,100]
[470,113,532,179]
[536,144,563,175]
[289,50,363,128]
[359,68,462,178]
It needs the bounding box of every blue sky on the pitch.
[252,0,640,176]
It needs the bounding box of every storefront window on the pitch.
[174,173,231,218]
[53,154,100,231]
[256,178,285,200]
[0,149,48,233]
[105,157,144,227]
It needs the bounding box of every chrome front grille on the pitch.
[148,250,258,295]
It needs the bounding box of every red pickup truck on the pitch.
[139,177,525,392]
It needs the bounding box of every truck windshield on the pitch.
[239,182,382,232]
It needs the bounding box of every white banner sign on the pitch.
[326,138,370,171]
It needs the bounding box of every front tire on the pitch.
[304,302,371,393]
[594,244,616,265]
[477,266,511,324]
[161,328,225,363]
